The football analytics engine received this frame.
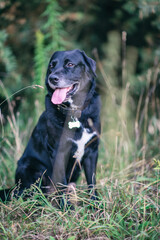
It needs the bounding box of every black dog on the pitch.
[0,49,101,204]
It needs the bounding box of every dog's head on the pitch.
[46,49,96,106]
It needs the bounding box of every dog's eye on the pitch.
[50,62,56,69]
[66,62,75,68]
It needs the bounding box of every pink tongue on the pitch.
[51,87,70,104]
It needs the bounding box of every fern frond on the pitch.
[34,30,46,86]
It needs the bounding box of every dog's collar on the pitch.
[57,104,82,118]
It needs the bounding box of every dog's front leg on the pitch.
[83,148,99,201]
[51,147,74,209]
[52,150,68,188]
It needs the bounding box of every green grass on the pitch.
[0,168,159,240]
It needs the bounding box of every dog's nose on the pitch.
[49,75,59,84]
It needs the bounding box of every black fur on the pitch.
[0,49,101,204]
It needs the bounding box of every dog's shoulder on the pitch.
[82,90,100,123]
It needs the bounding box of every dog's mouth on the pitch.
[51,83,79,105]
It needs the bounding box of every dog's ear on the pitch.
[81,51,97,77]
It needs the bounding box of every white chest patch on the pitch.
[74,128,97,162]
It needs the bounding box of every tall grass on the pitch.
[0,175,159,239]
[0,81,44,187]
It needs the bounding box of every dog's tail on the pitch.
[0,188,12,202]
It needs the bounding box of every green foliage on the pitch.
[138,0,160,18]
[0,30,21,96]
[33,30,46,117]
[0,30,17,74]
[34,30,46,87]
[154,158,160,170]
[42,0,66,53]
